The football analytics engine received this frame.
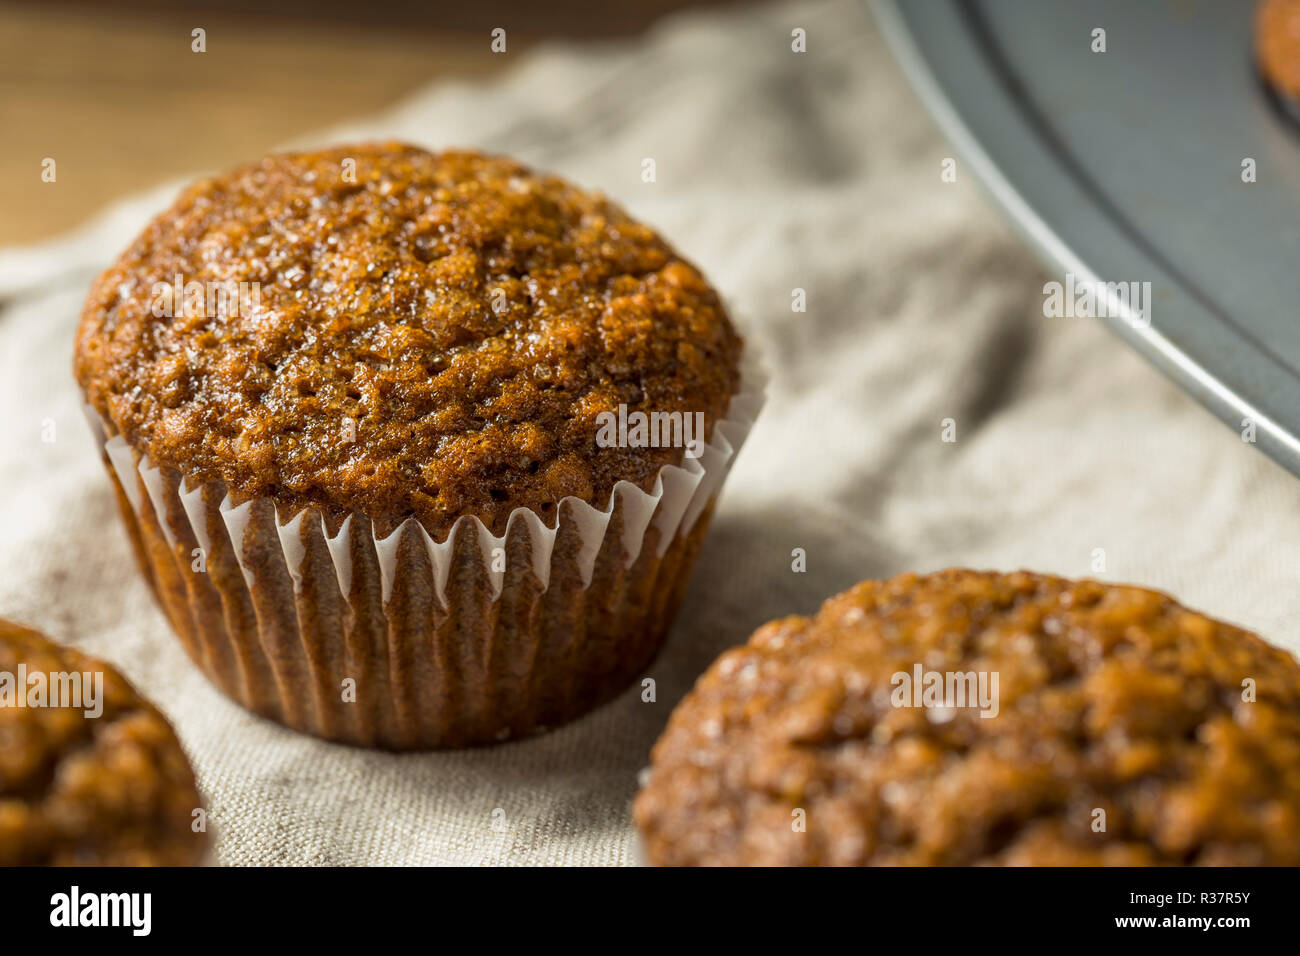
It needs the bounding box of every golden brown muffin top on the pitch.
[0,619,208,865]
[635,569,1300,866]
[75,143,742,537]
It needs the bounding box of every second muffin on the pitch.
[74,143,758,749]
[635,570,1300,865]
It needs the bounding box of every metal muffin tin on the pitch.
[873,0,1300,477]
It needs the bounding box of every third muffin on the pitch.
[74,143,760,750]
[0,618,208,865]
[635,569,1300,865]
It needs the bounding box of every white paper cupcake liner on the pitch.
[85,352,765,750]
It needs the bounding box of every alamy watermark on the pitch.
[1043,273,1152,327]
[891,664,999,719]
[0,665,103,718]
[594,405,706,459]
[150,275,261,319]
[50,886,150,936]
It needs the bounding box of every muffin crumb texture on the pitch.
[74,143,742,537]
[635,570,1300,865]
[0,619,208,866]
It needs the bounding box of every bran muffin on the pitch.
[634,570,1300,866]
[74,143,756,750]
[0,619,208,866]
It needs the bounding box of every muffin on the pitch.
[1256,0,1300,123]
[74,143,759,750]
[0,618,208,865]
[634,569,1300,865]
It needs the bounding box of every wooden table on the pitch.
[1,2,618,246]
[1,0,731,248]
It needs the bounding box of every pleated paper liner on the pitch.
[85,358,765,750]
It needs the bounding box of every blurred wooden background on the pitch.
[0,0,733,247]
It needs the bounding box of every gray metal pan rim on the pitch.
[871,0,1300,476]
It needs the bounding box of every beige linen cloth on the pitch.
[2,0,1298,866]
